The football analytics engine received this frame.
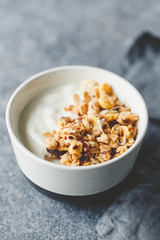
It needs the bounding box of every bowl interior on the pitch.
[8,66,148,162]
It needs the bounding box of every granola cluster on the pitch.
[44,80,139,166]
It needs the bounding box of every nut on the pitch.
[99,95,113,109]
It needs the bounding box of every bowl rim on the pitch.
[6,65,148,171]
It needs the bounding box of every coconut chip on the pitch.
[101,106,120,115]
[97,118,105,134]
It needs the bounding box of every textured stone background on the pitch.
[0,1,160,239]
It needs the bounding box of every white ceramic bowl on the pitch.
[6,66,148,196]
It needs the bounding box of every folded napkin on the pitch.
[96,32,160,240]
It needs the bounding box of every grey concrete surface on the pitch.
[0,1,160,239]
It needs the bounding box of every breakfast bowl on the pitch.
[6,66,148,196]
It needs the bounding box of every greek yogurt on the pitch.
[19,83,80,159]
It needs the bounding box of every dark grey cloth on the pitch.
[1,1,160,240]
[96,33,160,240]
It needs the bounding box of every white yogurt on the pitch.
[19,83,80,159]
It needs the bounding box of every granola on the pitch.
[43,80,139,166]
